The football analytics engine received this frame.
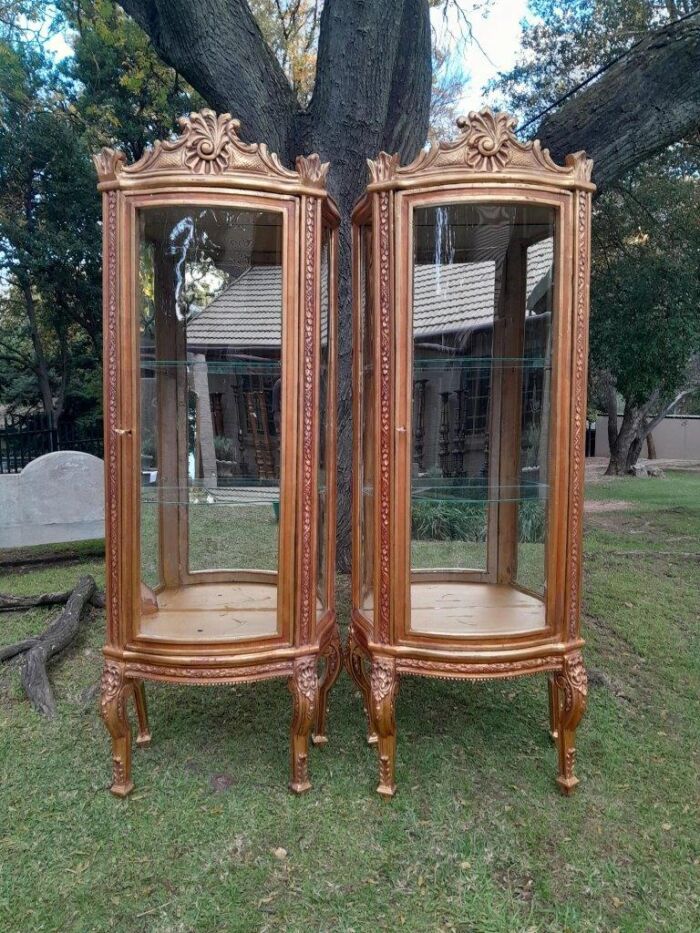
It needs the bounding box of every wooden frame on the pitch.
[349,110,593,797]
[95,110,341,796]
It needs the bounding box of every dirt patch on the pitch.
[584,499,632,514]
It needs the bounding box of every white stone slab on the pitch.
[0,451,104,548]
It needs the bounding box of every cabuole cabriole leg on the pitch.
[288,656,319,794]
[547,673,559,742]
[313,628,342,746]
[100,660,134,797]
[371,656,398,798]
[132,679,152,747]
[554,653,588,795]
[345,625,378,745]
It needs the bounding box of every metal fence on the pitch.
[0,417,103,474]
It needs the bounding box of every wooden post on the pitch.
[153,248,188,588]
[496,240,526,585]
[191,352,217,489]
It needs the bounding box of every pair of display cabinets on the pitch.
[95,109,592,799]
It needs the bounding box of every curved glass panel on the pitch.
[410,202,555,607]
[317,227,331,614]
[360,225,375,611]
[137,205,283,597]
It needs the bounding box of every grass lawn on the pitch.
[1,472,698,931]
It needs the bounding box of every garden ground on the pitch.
[0,471,698,932]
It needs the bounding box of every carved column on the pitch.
[554,652,588,794]
[100,660,134,797]
[288,656,319,793]
[345,625,378,745]
[312,627,342,746]
[371,656,398,797]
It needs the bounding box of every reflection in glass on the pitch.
[360,226,375,610]
[411,203,554,597]
[138,206,283,588]
[317,228,331,613]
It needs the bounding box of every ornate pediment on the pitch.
[367,108,593,186]
[93,109,329,190]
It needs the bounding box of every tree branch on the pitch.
[116,0,299,159]
[536,13,700,192]
[644,387,699,435]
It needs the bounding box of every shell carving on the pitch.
[180,109,240,174]
[458,110,517,172]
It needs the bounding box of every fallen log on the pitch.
[0,590,74,612]
[0,581,105,662]
[12,575,97,717]
[0,587,106,614]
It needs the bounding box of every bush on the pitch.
[412,499,487,542]
[412,496,545,543]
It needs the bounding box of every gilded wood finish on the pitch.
[351,109,594,797]
[95,111,340,796]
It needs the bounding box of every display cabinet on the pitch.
[94,110,340,796]
[349,110,593,797]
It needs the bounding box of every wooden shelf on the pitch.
[408,582,545,637]
[138,582,279,642]
[362,581,546,636]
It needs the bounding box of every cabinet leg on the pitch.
[100,661,134,797]
[547,674,559,742]
[313,628,342,746]
[288,656,318,794]
[132,679,152,747]
[554,653,588,795]
[371,656,398,798]
[346,626,378,745]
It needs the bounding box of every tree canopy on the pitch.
[494,0,700,472]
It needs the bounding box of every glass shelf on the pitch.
[409,481,547,505]
[414,356,548,372]
[140,359,281,373]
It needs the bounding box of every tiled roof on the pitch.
[187,266,283,348]
[187,239,553,347]
[526,238,553,310]
[412,261,496,336]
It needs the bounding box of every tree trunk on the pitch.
[606,387,696,474]
[115,1,700,556]
[606,377,618,458]
[307,0,431,568]
[605,404,645,475]
[21,279,56,431]
[646,428,657,460]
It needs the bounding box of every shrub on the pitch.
[412,496,546,543]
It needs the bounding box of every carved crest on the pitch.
[457,110,516,171]
[180,110,239,174]
[366,108,593,186]
[93,109,328,190]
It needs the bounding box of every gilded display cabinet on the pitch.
[349,110,593,797]
[94,110,340,796]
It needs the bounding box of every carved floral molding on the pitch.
[93,109,329,189]
[368,107,593,184]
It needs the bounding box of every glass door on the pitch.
[135,202,289,643]
[407,200,556,637]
